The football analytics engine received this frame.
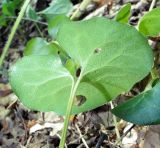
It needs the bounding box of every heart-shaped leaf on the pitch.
[112,81,160,125]
[56,17,153,114]
[10,17,153,115]
[138,8,160,37]
[10,55,73,114]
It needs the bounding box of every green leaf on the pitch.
[9,55,73,114]
[112,81,160,125]
[10,17,153,115]
[56,17,153,114]
[2,0,22,16]
[0,15,7,26]
[138,8,160,37]
[115,3,131,23]
[26,5,40,20]
[23,37,69,64]
[2,2,15,16]
[48,15,70,39]
[24,37,59,56]
[39,0,73,17]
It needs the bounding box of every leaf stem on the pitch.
[110,102,121,145]
[5,16,48,26]
[70,0,92,20]
[34,23,44,38]
[0,0,31,67]
[59,74,83,148]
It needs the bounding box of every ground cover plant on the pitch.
[0,0,160,147]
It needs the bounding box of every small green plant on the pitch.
[0,0,23,26]
[1,0,160,147]
[10,17,153,147]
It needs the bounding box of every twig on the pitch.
[110,102,121,142]
[7,98,18,109]
[0,0,31,67]
[75,123,89,148]
[84,5,107,20]
[68,137,81,145]
[115,124,136,145]
[25,135,33,148]
[95,132,107,148]
[41,112,45,122]
[149,0,157,11]
[121,124,136,140]
[15,105,28,139]
[5,16,48,26]
[70,0,92,20]
[34,23,44,38]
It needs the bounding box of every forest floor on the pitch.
[0,0,160,147]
